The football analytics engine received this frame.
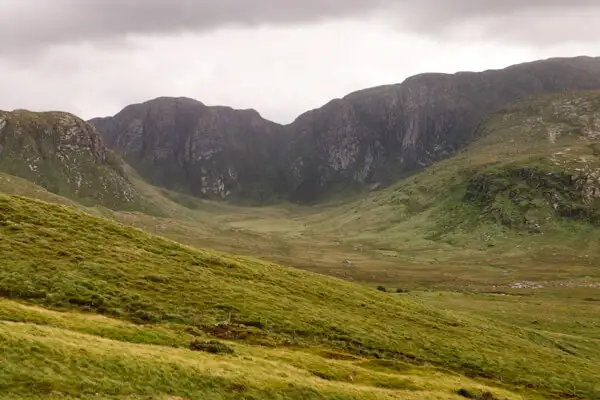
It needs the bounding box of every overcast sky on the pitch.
[1,0,600,123]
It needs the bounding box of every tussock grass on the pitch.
[1,194,599,398]
[0,300,524,400]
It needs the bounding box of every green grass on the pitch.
[1,193,600,399]
[0,300,525,400]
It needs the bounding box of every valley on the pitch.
[1,57,600,399]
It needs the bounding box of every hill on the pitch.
[0,110,140,208]
[1,193,600,399]
[329,90,600,237]
[91,56,600,202]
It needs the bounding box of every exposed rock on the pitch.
[91,56,600,203]
[285,56,600,201]
[0,110,139,207]
[90,97,288,202]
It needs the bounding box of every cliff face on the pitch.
[90,97,288,202]
[284,56,600,201]
[91,56,600,203]
[0,110,139,207]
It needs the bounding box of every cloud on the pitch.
[2,18,594,122]
[0,0,384,54]
[1,1,599,123]
[392,0,600,45]
[2,0,600,56]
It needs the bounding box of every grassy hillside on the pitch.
[1,300,526,400]
[1,193,600,399]
[2,91,600,399]
[334,90,600,236]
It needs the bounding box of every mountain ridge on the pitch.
[90,56,600,203]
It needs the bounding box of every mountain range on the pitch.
[89,56,600,203]
[1,56,600,210]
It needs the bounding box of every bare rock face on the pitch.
[0,110,139,207]
[90,97,288,202]
[285,56,600,201]
[91,56,600,203]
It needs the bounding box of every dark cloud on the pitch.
[1,1,599,122]
[1,0,600,55]
[0,0,385,53]
[394,0,600,45]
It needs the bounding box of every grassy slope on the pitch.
[1,194,600,399]
[0,300,524,400]
[1,92,600,398]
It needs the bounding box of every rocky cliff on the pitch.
[90,97,288,202]
[91,56,600,203]
[0,110,139,207]
[285,56,600,201]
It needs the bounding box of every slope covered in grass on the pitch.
[1,194,599,399]
[1,299,528,400]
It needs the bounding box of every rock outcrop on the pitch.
[91,56,600,203]
[0,110,139,207]
[90,97,288,202]
[285,56,600,201]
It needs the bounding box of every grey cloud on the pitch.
[0,0,386,54]
[2,0,600,55]
[392,0,600,45]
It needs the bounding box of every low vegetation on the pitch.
[1,194,600,399]
[0,299,525,400]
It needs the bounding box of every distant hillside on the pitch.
[1,193,599,399]
[0,110,139,208]
[92,56,600,202]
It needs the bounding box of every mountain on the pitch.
[285,56,600,201]
[1,192,599,399]
[0,110,139,207]
[317,90,600,255]
[90,97,288,203]
[91,56,600,203]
